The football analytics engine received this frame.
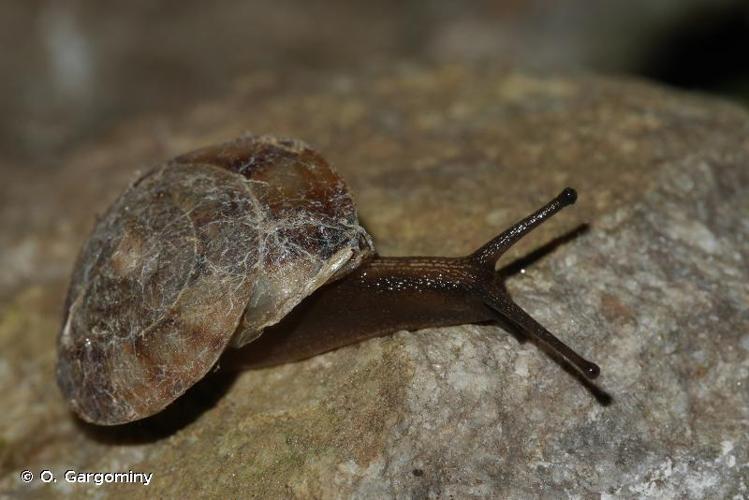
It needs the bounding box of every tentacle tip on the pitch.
[560,187,577,206]
[583,362,601,379]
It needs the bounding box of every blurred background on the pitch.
[2,0,749,167]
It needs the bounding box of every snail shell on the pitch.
[57,135,374,425]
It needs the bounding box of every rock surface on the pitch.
[1,66,747,498]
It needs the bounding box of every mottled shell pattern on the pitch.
[57,135,374,425]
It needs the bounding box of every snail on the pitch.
[57,135,600,426]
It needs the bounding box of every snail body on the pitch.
[57,135,599,425]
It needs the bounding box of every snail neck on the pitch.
[221,255,494,369]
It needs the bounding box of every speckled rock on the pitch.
[1,66,747,498]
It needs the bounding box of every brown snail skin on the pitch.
[57,135,600,426]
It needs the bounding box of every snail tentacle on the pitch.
[471,188,577,270]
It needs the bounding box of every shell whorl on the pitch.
[57,135,374,424]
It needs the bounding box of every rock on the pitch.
[1,66,747,498]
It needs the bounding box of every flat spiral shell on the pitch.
[57,135,374,425]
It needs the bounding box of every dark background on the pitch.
[2,0,749,166]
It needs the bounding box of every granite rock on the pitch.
[0,66,747,498]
